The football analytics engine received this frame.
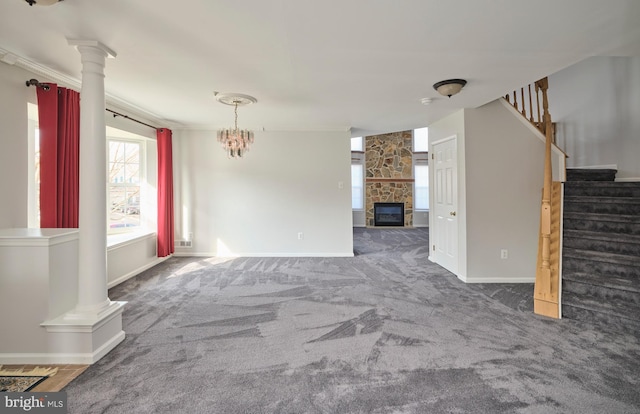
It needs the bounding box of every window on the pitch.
[413,127,429,210]
[414,165,429,210]
[108,140,142,232]
[351,136,363,152]
[27,103,40,228]
[351,164,364,210]
[413,127,428,152]
[351,137,365,210]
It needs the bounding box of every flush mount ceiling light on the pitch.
[215,93,257,159]
[433,79,467,98]
[24,0,62,5]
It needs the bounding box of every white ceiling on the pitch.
[1,0,640,136]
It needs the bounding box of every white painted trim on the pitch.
[498,98,566,159]
[173,252,355,258]
[616,177,640,182]
[107,255,170,288]
[0,331,125,365]
[107,231,156,251]
[0,228,78,247]
[463,277,535,283]
[42,301,126,331]
[559,182,565,319]
[91,330,126,363]
[0,46,174,128]
[568,164,618,170]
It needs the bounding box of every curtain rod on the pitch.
[106,108,158,131]
[25,78,50,90]
[27,78,160,131]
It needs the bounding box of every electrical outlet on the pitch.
[501,249,508,259]
[298,232,304,240]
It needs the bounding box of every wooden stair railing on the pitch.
[505,78,556,143]
[508,77,561,319]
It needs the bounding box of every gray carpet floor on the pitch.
[65,228,640,413]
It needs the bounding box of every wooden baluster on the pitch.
[528,84,534,123]
[520,88,526,117]
[505,94,510,103]
[513,91,518,111]
[535,81,542,132]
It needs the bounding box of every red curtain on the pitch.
[36,84,80,228]
[157,128,175,257]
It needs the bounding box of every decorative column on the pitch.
[68,40,116,316]
[39,40,126,364]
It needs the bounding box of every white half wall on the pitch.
[549,56,640,180]
[173,129,354,257]
[107,233,165,288]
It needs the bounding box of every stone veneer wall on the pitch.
[365,130,413,226]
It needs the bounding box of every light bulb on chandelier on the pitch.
[216,93,257,159]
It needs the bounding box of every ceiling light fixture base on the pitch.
[433,79,467,98]
[215,93,257,106]
[24,0,62,6]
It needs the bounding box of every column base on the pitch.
[35,301,127,364]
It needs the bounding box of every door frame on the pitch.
[429,135,459,274]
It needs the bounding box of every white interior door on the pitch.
[432,136,458,274]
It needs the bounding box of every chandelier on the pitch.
[216,93,257,158]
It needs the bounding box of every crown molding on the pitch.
[0,47,180,128]
[178,124,351,133]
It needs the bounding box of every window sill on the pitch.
[107,230,156,250]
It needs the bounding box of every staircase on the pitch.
[562,168,640,332]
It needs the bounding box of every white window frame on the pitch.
[351,161,364,210]
[351,136,363,152]
[413,127,429,211]
[107,137,146,235]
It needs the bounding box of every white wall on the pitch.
[549,56,640,180]
[174,129,354,256]
[0,62,32,228]
[463,100,545,282]
[352,210,366,227]
[428,101,547,283]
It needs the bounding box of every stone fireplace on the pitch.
[365,131,413,227]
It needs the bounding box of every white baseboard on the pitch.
[107,255,171,288]
[616,177,640,182]
[173,252,355,258]
[463,277,535,283]
[0,331,125,365]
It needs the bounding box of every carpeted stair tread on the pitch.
[565,196,640,204]
[564,211,640,224]
[562,292,640,320]
[563,247,640,268]
[563,229,640,256]
[563,271,640,294]
[564,182,640,198]
[564,196,640,215]
[566,168,617,181]
[563,229,640,245]
[561,305,640,334]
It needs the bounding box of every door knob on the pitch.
[450,211,456,216]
